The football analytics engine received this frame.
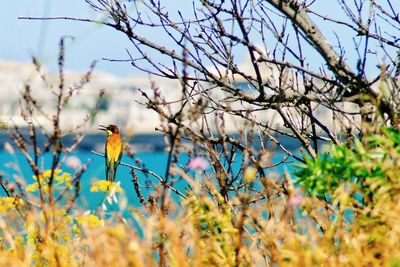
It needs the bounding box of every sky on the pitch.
[1,0,136,77]
[0,1,390,79]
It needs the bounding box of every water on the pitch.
[1,150,168,209]
[0,133,300,212]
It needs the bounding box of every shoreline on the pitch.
[0,130,303,153]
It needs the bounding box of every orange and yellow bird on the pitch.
[98,125,123,182]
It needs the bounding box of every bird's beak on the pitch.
[98,125,107,132]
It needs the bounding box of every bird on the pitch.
[98,125,123,182]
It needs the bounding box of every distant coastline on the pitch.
[0,129,302,153]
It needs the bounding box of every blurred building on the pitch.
[0,60,362,138]
[0,60,180,135]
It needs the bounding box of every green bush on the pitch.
[295,127,400,204]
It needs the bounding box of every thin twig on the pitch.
[91,150,187,199]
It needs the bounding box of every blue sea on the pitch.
[0,133,300,213]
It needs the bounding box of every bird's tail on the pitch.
[106,161,119,182]
[107,168,114,182]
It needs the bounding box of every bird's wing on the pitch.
[107,138,123,164]
[105,139,111,181]
[106,135,123,182]
[117,142,123,164]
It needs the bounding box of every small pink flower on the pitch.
[65,156,81,169]
[187,157,209,171]
[288,194,303,208]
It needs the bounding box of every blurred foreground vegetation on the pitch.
[0,127,400,266]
